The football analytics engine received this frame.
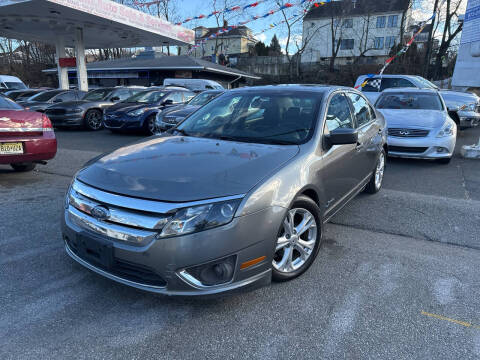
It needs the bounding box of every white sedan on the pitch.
[376,88,456,164]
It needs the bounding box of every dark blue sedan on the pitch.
[103,88,195,134]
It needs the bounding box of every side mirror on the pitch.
[325,128,358,146]
[162,99,174,106]
[110,96,120,102]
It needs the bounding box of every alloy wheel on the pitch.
[375,152,385,190]
[147,116,156,134]
[273,208,318,273]
[86,110,102,130]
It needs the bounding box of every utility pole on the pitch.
[424,0,440,78]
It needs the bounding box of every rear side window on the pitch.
[167,92,184,104]
[0,95,23,109]
[380,78,415,91]
[347,93,373,127]
[325,93,354,132]
[361,79,381,93]
[112,89,132,101]
[55,91,76,102]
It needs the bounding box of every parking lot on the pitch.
[1,127,480,359]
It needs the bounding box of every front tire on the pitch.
[11,163,36,172]
[272,196,322,282]
[144,114,157,135]
[84,109,103,131]
[364,149,386,194]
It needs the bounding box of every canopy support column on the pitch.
[75,27,88,92]
[55,37,69,90]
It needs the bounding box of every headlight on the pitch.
[437,121,456,138]
[127,108,149,116]
[159,199,241,238]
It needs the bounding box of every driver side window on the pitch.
[325,93,354,133]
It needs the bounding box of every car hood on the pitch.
[106,102,152,114]
[48,100,110,109]
[163,105,200,118]
[76,135,299,202]
[440,90,479,110]
[378,109,446,129]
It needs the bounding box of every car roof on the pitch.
[229,84,344,93]
[382,87,439,93]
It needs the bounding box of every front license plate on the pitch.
[0,142,23,155]
[76,234,114,269]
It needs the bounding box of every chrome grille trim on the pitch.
[68,206,156,243]
[69,189,169,230]
[72,180,245,214]
[388,128,430,138]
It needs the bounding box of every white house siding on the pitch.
[302,10,411,64]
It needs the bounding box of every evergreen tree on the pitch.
[269,34,282,56]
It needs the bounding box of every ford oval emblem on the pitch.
[91,205,110,220]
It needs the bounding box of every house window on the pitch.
[340,39,354,50]
[388,15,399,27]
[374,37,384,49]
[333,19,341,27]
[376,16,386,28]
[385,36,396,49]
[343,19,353,28]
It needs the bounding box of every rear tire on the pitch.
[437,157,452,164]
[84,109,103,131]
[11,163,36,172]
[364,149,386,194]
[272,196,322,282]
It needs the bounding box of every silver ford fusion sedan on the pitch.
[62,85,387,296]
[376,88,457,164]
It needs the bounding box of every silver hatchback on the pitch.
[62,85,387,296]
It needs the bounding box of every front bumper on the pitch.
[387,134,456,159]
[457,111,480,128]
[62,204,283,296]
[103,114,143,130]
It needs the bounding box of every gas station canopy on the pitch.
[0,0,194,48]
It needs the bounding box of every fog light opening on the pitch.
[181,255,236,287]
[436,147,448,153]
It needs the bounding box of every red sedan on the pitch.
[0,95,57,172]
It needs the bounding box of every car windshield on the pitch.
[28,90,64,102]
[124,90,167,104]
[0,95,23,110]
[177,92,322,145]
[188,92,222,106]
[415,77,438,89]
[377,92,443,110]
[4,82,26,90]
[83,88,113,101]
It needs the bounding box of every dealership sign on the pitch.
[461,0,480,44]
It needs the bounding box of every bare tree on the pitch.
[432,0,464,79]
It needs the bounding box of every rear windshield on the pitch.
[0,95,23,109]
[178,91,322,145]
[3,82,26,90]
[29,90,64,102]
[83,88,114,101]
[376,92,443,110]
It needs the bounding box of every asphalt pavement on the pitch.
[1,128,479,359]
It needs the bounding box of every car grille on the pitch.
[388,146,428,154]
[46,109,66,116]
[388,128,430,138]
